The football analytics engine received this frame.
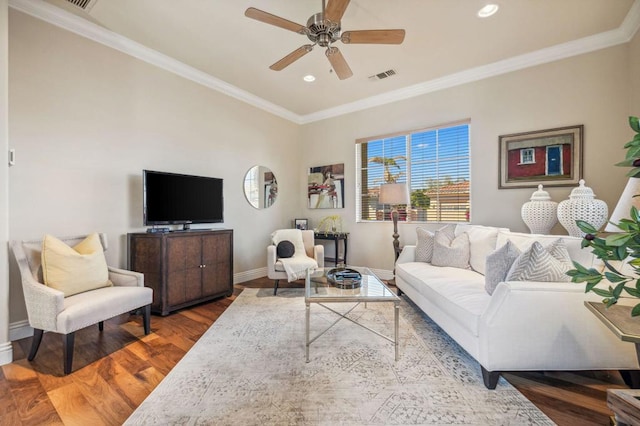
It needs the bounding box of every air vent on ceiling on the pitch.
[64,0,98,11]
[368,69,397,81]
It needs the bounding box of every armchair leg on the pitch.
[273,280,279,296]
[63,332,75,375]
[98,321,104,332]
[142,304,151,335]
[28,329,44,361]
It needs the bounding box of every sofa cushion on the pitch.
[455,225,507,275]
[484,240,521,295]
[432,230,470,269]
[415,228,435,263]
[496,230,595,268]
[41,233,113,297]
[506,241,572,282]
[396,262,489,336]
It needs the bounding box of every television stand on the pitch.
[128,229,234,315]
[182,223,191,231]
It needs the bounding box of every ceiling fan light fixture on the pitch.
[477,4,499,18]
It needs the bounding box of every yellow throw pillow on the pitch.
[42,233,113,297]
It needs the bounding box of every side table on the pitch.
[585,301,640,425]
[314,231,349,265]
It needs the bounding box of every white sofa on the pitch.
[395,224,640,389]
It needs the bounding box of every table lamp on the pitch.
[605,177,640,232]
[379,183,409,253]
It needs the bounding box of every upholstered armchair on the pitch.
[10,233,153,375]
[267,229,324,295]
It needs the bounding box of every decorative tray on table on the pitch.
[327,268,362,289]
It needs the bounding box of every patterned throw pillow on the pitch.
[415,228,435,262]
[431,229,470,269]
[484,240,521,295]
[505,240,572,282]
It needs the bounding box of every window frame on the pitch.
[356,120,471,224]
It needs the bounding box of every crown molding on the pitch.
[301,0,640,124]
[10,0,640,125]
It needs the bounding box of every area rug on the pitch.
[125,288,554,425]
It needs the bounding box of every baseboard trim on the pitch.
[9,320,32,342]
[0,342,13,366]
[234,267,267,284]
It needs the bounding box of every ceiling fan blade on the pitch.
[245,7,306,34]
[270,45,314,71]
[324,0,350,23]
[326,47,353,80]
[341,29,406,44]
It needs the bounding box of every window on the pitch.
[356,122,470,223]
[520,148,535,164]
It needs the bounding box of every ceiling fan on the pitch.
[244,0,405,80]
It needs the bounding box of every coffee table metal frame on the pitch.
[304,266,400,362]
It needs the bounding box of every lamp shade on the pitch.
[379,183,409,205]
[605,177,640,232]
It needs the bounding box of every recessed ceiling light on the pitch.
[303,75,316,82]
[477,4,499,18]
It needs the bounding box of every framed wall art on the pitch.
[308,163,345,209]
[498,125,583,189]
[294,218,308,230]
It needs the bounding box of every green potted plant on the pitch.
[567,116,640,315]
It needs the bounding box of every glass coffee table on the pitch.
[305,266,400,362]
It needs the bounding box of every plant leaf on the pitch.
[576,220,598,235]
[605,272,627,283]
[606,233,634,246]
[591,287,612,297]
[630,116,640,133]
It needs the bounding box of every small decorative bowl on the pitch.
[327,268,362,289]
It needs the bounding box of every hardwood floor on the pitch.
[0,277,627,425]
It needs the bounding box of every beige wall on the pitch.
[1,0,12,364]
[8,10,302,323]
[301,45,633,273]
[631,29,640,114]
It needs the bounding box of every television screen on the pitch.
[143,170,223,227]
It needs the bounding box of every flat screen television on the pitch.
[143,170,223,230]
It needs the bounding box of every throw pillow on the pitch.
[415,228,435,263]
[484,240,521,295]
[41,233,113,297]
[276,240,295,258]
[505,241,572,282]
[431,230,470,269]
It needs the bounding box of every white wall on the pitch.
[0,0,13,364]
[300,44,634,273]
[8,10,302,324]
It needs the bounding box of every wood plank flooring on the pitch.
[0,277,627,425]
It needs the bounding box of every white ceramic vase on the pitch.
[521,184,558,234]
[557,179,608,237]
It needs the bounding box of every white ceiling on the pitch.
[18,0,640,122]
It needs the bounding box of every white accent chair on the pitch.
[10,233,153,375]
[267,230,324,295]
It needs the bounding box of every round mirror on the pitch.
[243,165,277,209]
